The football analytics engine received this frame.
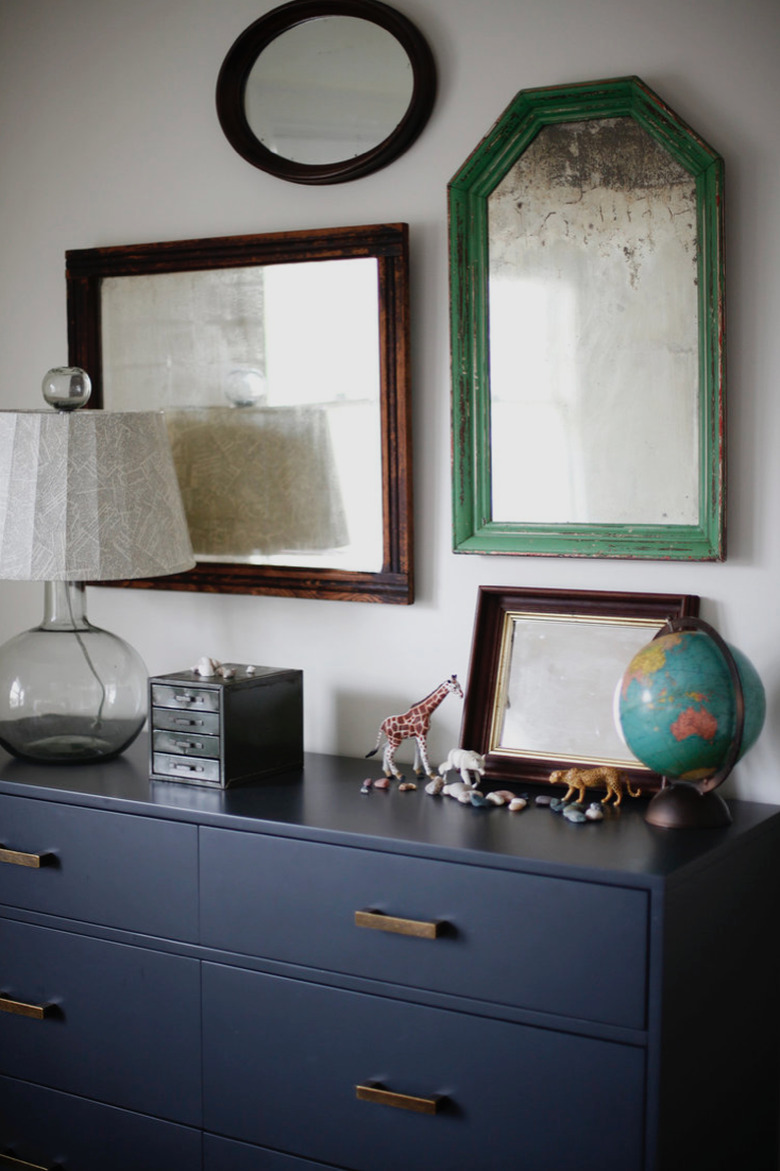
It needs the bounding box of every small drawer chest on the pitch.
[0,739,778,1170]
[149,664,303,787]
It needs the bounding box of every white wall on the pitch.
[1,0,778,801]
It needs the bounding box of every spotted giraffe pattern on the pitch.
[366,675,464,780]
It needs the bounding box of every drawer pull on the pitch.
[171,762,206,773]
[173,739,204,750]
[0,1153,52,1170]
[173,693,206,704]
[356,1084,441,1115]
[0,845,50,869]
[0,994,51,1020]
[355,909,442,939]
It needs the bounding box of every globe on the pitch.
[617,624,766,784]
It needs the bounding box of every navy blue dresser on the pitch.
[0,738,778,1170]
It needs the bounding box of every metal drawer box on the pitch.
[149,665,303,788]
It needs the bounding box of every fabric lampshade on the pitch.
[0,408,194,581]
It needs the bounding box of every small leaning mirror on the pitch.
[450,76,725,560]
[216,0,436,184]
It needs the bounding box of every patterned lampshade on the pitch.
[0,406,194,581]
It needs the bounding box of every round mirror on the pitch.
[216,0,436,184]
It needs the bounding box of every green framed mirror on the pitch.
[449,76,725,559]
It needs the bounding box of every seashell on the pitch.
[398,781,417,792]
[508,797,528,812]
[374,777,390,790]
[563,805,587,823]
[217,665,235,679]
[193,656,220,677]
[425,776,445,796]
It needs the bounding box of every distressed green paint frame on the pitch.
[449,76,725,559]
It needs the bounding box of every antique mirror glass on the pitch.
[216,0,436,184]
[66,224,412,603]
[449,77,725,559]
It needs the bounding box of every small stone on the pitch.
[585,803,604,821]
[469,791,490,807]
[535,794,553,807]
[491,790,516,804]
[563,805,587,823]
[374,777,390,790]
[425,776,445,796]
[443,781,470,800]
[360,779,373,794]
[508,797,528,812]
[398,781,417,792]
[550,798,567,813]
[486,792,506,806]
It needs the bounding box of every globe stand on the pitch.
[645,781,732,829]
[643,617,744,831]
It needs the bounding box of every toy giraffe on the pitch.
[366,675,464,781]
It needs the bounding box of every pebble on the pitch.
[508,797,528,812]
[585,803,604,821]
[550,798,567,813]
[360,779,373,794]
[443,780,471,800]
[469,791,490,807]
[425,776,445,796]
[374,777,390,790]
[563,805,587,823]
[535,794,553,807]
[398,781,417,792]
[486,791,507,806]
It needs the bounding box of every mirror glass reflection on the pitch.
[245,16,413,165]
[488,117,699,527]
[100,259,383,572]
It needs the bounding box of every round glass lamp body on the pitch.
[0,582,147,763]
[618,628,765,782]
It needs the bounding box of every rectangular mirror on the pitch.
[449,77,725,560]
[461,586,700,788]
[66,223,413,602]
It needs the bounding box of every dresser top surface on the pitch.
[1,735,778,886]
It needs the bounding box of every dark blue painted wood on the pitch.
[0,1074,201,1170]
[0,793,198,939]
[200,826,648,1029]
[205,1134,335,1169]
[202,963,645,1171]
[0,918,201,1125]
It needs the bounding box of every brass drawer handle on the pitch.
[0,845,50,869]
[355,909,442,939]
[356,1084,442,1115]
[0,1153,52,1170]
[0,994,51,1020]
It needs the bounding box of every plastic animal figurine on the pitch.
[366,675,464,781]
[549,766,641,806]
[439,747,486,789]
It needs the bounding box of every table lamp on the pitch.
[0,367,195,763]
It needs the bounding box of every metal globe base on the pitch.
[645,782,732,829]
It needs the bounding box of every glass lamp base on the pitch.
[0,582,147,764]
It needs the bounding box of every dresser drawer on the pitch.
[0,1074,201,1171]
[203,964,645,1171]
[200,828,648,1029]
[153,706,221,735]
[0,795,198,940]
[153,728,221,758]
[205,1134,334,1170]
[153,751,222,784]
[152,682,222,713]
[0,918,201,1126]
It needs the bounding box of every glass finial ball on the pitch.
[42,366,92,411]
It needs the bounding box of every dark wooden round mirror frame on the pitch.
[216,0,436,184]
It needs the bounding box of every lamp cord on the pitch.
[65,586,106,729]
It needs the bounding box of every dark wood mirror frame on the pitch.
[216,0,437,185]
[66,222,413,603]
